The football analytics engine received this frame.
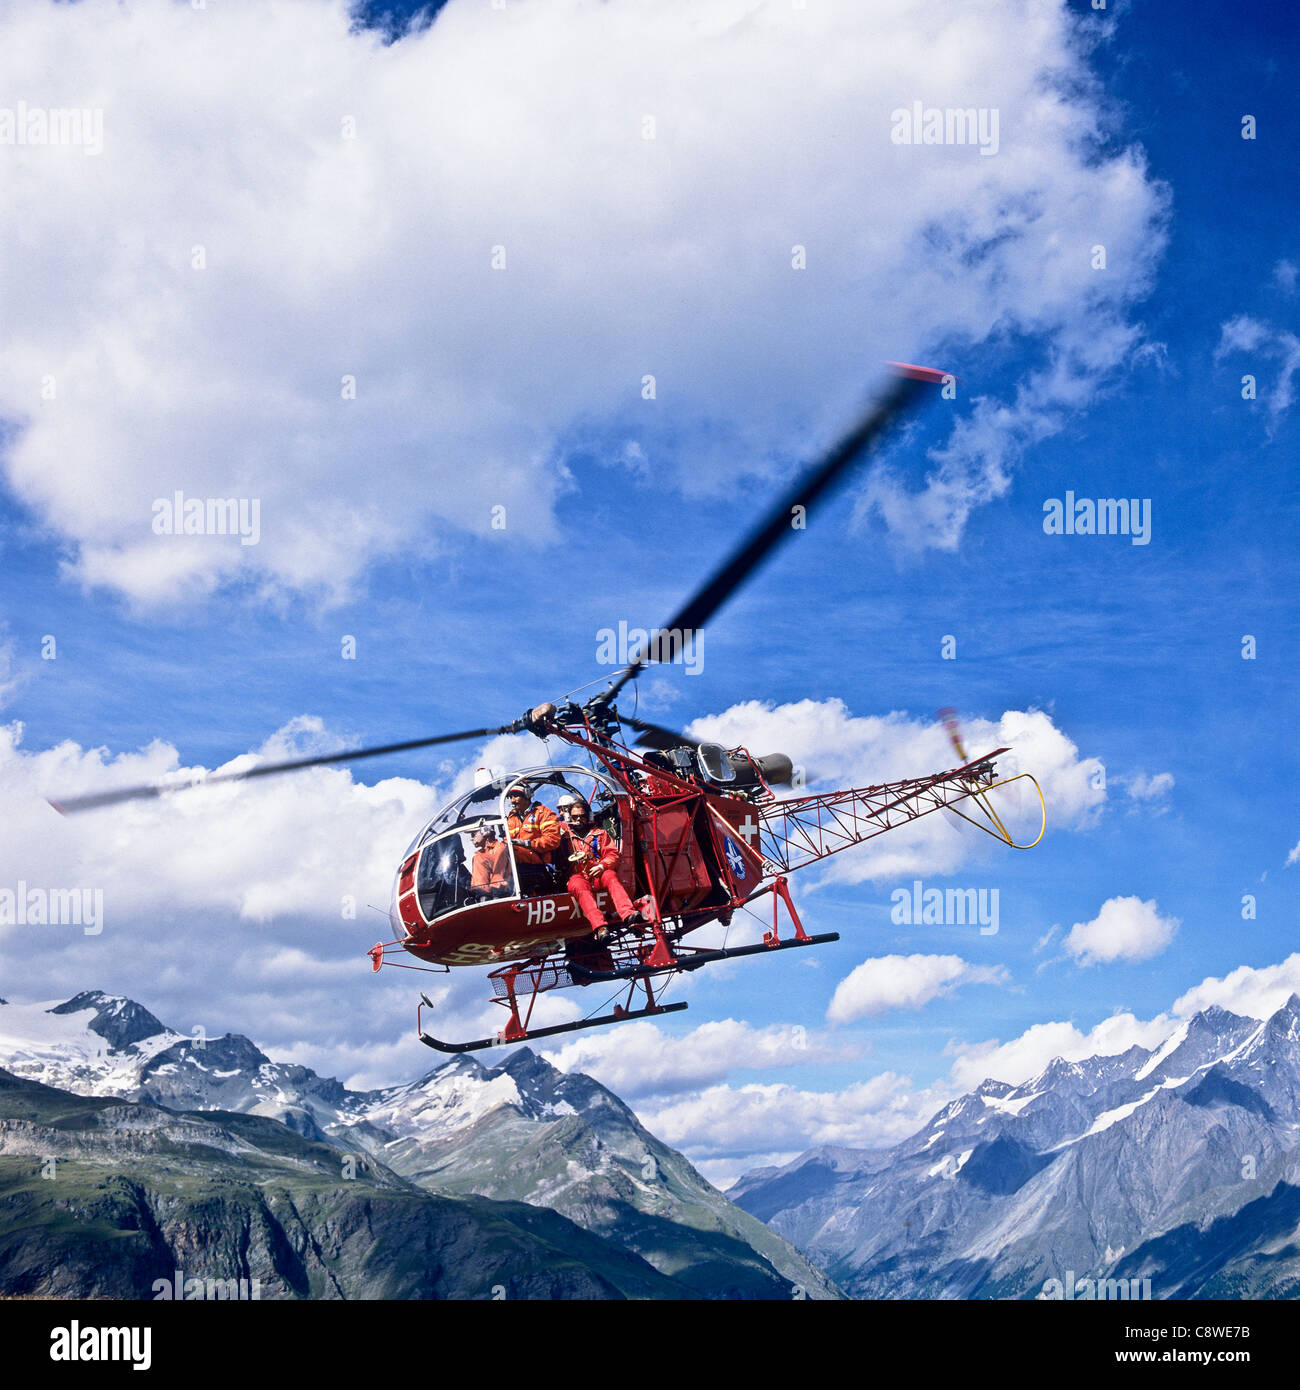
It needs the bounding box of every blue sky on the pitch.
[0,0,1296,1182]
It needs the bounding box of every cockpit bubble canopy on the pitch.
[402,764,627,863]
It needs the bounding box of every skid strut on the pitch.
[764,875,808,946]
[411,878,837,1050]
[568,931,840,984]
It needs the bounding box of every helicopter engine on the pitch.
[648,742,794,790]
[726,749,794,788]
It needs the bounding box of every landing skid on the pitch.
[415,876,835,1052]
[568,931,840,984]
[417,996,688,1053]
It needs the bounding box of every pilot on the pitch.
[469,824,511,899]
[558,795,645,938]
[504,785,562,875]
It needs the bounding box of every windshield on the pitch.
[405,777,514,856]
[398,765,630,923]
[406,765,626,857]
[416,817,517,922]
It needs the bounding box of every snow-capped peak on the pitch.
[1134,1020,1190,1081]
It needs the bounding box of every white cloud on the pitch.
[688,699,1101,883]
[944,957,1300,1094]
[1215,315,1300,418]
[1286,840,1299,867]
[1215,315,1268,354]
[0,716,439,923]
[0,0,1167,606]
[638,677,684,711]
[637,1072,948,1164]
[0,693,1095,1081]
[1123,771,1174,801]
[944,1009,1176,1091]
[859,310,1152,552]
[1273,259,1297,294]
[695,1154,805,1191]
[1063,895,1178,966]
[543,1017,861,1099]
[0,715,558,1067]
[0,694,1184,1179]
[1171,954,1300,1024]
[692,956,1300,1162]
[826,953,1008,1023]
[660,952,1300,1172]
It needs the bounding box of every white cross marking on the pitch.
[739,816,759,844]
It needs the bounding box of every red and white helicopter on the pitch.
[53,364,1044,1052]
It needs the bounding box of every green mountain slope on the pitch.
[0,1067,696,1300]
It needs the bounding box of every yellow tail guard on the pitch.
[948,772,1046,849]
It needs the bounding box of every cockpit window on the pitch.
[403,776,514,859]
[416,818,517,922]
[515,775,623,841]
[427,779,509,838]
[402,765,629,909]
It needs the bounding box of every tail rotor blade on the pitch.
[937,707,969,765]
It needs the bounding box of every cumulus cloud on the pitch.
[944,1009,1176,1091]
[827,953,1008,1023]
[1062,895,1178,966]
[951,955,1300,1094]
[637,1072,948,1168]
[0,688,1101,1081]
[0,716,438,923]
[0,0,1167,605]
[542,1017,862,1099]
[688,699,1101,883]
[12,696,1297,1173]
[1171,954,1300,1023]
[0,714,583,1078]
[668,953,1300,1175]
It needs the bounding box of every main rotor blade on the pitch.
[599,362,944,704]
[48,725,511,815]
[620,714,691,751]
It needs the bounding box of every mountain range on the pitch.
[17,986,1300,1301]
[729,995,1300,1298]
[0,990,836,1300]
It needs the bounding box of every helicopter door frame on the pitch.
[498,765,631,901]
[411,815,523,928]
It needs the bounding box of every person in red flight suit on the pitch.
[504,785,562,880]
[559,796,645,939]
[469,824,511,899]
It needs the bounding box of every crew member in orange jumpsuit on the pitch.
[505,785,562,876]
[559,796,644,937]
[469,824,511,898]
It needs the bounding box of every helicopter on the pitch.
[51,362,1045,1053]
